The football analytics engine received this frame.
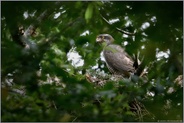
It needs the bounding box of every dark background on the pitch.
[1,1,183,122]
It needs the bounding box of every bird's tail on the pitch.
[133,52,145,77]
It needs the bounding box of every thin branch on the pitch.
[72,117,78,122]
[16,2,62,49]
[52,100,57,110]
[100,14,111,25]
[116,27,136,36]
[100,14,136,35]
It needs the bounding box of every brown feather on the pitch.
[103,44,135,77]
[96,34,136,77]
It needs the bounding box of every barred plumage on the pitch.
[96,34,138,77]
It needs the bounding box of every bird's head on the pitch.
[96,34,114,45]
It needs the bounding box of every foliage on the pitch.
[1,1,183,122]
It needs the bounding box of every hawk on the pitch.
[96,34,140,77]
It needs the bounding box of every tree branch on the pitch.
[100,14,136,35]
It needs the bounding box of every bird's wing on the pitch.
[103,44,135,74]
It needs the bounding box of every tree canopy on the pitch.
[1,1,183,122]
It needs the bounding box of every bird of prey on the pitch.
[96,34,140,77]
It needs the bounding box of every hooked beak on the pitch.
[96,36,103,43]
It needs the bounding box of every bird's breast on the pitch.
[103,46,135,77]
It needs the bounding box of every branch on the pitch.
[12,2,62,50]
[100,14,136,36]
[116,27,136,36]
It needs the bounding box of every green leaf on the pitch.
[85,3,93,23]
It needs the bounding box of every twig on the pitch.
[116,27,136,35]
[85,73,108,86]
[72,117,78,122]
[52,100,57,110]
[100,14,136,35]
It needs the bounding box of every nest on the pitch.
[85,73,155,121]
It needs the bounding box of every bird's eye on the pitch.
[97,36,102,39]
[104,36,110,40]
